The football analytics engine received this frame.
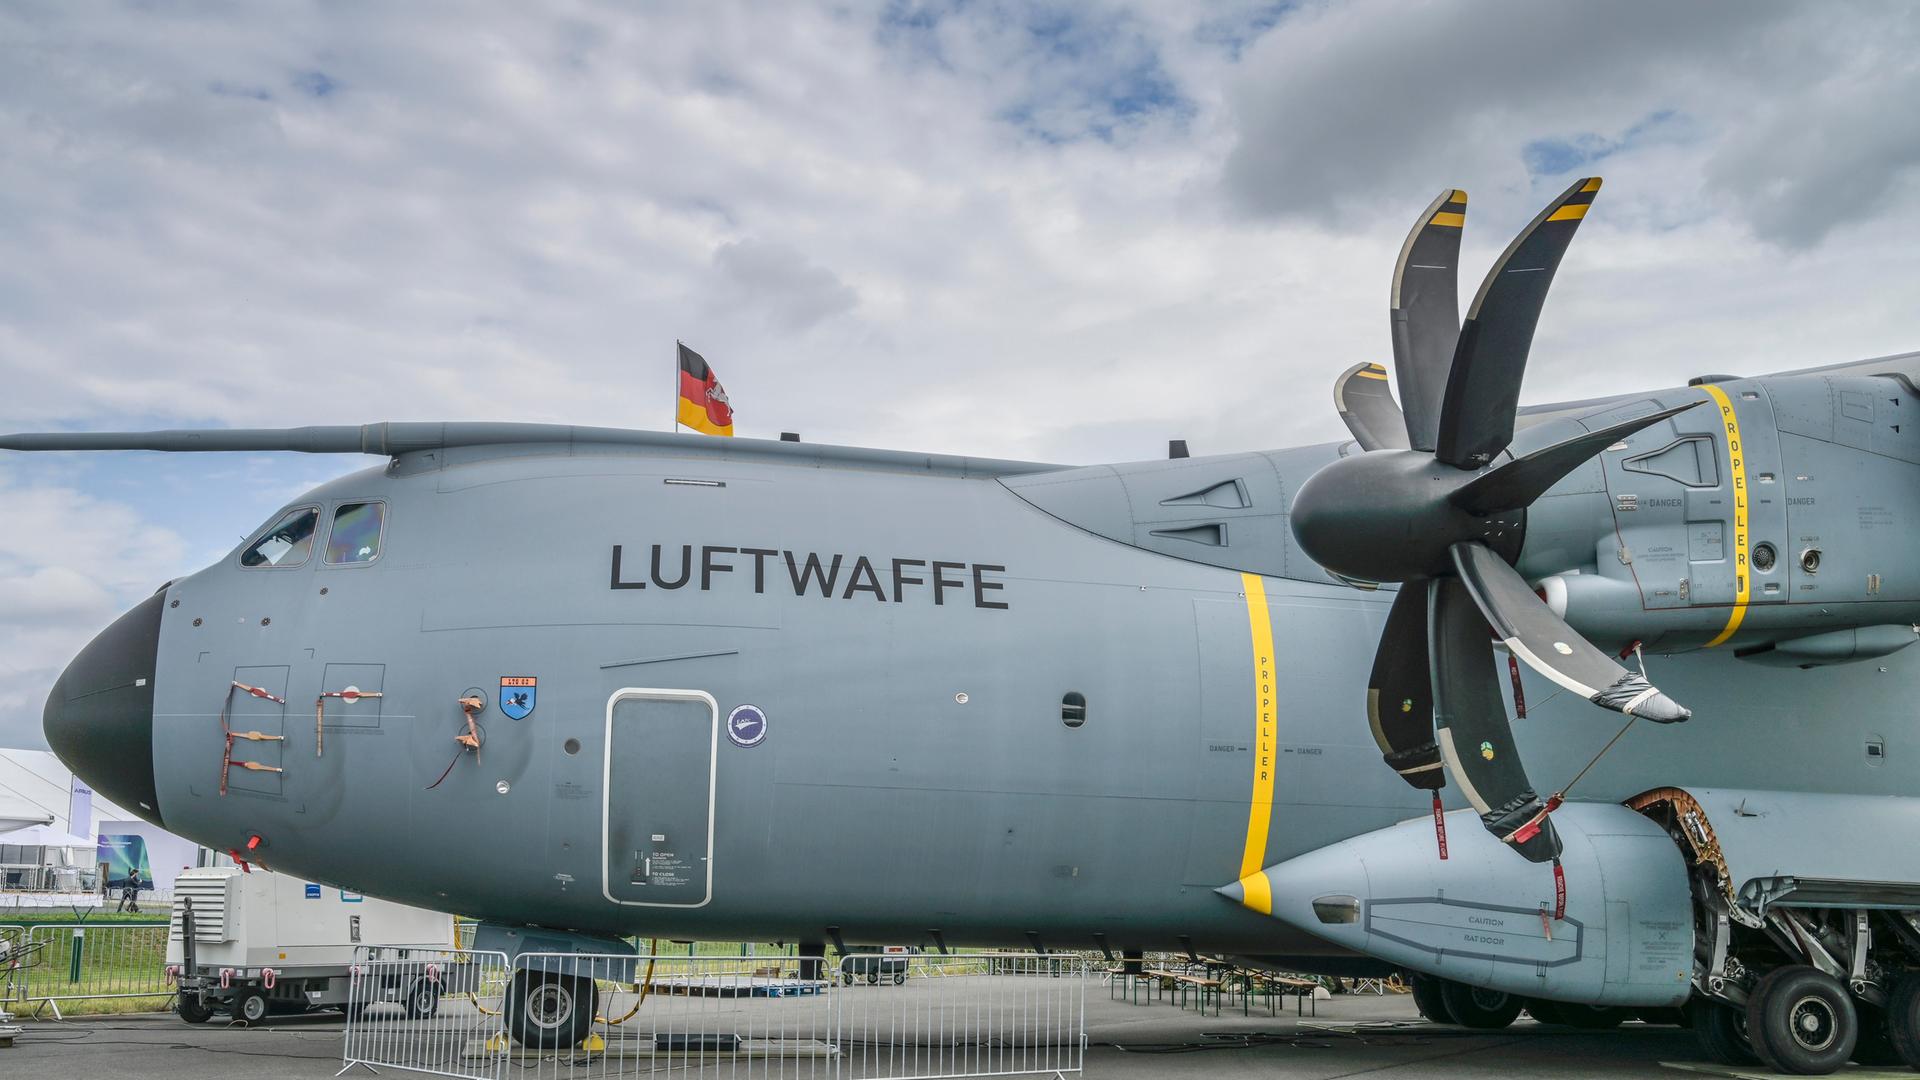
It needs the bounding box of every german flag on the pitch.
[675,342,734,436]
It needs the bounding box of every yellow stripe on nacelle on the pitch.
[1239,573,1279,880]
[1702,384,1750,647]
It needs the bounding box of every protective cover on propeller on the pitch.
[1295,177,1696,862]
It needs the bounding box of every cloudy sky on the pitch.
[1,0,1917,749]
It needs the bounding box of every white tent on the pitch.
[0,811,53,833]
[0,823,95,849]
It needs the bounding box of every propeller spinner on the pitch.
[1294,178,1695,863]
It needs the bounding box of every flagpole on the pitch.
[672,340,680,433]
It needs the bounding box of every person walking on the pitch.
[118,869,142,913]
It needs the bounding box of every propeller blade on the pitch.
[1434,178,1602,469]
[1390,190,1467,452]
[1449,398,1706,515]
[1367,586,1441,788]
[1450,540,1689,723]
[1429,577,1562,863]
[1334,362,1411,451]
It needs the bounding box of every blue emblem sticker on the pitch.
[500,676,537,720]
[726,704,768,748]
[304,883,321,900]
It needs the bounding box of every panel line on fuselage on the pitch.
[1239,572,1278,912]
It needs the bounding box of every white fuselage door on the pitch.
[601,688,717,908]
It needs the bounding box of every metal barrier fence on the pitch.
[11,923,173,1016]
[835,954,1084,1079]
[344,950,838,1079]
[341,951,1085,1079]
[343,948,513,1079]
[1,926,26,1004]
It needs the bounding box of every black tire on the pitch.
[1852,1002,1903,1066]
[232,987,270,1024]
[1885,972,1920,1068]
[404,977,441,1020]
[842,972,854,986]
[1410,974,1455,1024]
[891,973,906,986]
[1688,998,1760,1066]
[865,972,879,985]
[506,970,598,1050]
[1746,965,1857,1075]
[1554,1005,1633,1030]
[175,991,215,1024]
[1438,981,1523,1029]
[1524,998,1566,1025]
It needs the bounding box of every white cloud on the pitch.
[0,472,188,747]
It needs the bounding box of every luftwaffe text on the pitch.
[609,545,1009,610]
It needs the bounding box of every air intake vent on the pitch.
[1623,436,1718,488]
[1149,523,1227,547]
[1159,479,1249,509]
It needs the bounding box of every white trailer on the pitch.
[165,866,459,1023]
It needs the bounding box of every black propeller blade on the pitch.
[1291,176,1703,859]
[1449,402,1703,516]
[1334,362,1411,452]
[1430,577,1561,863]
[1366,587,1440,788]
[1436,178,1601,468]
[1451,541,1687,724]
[1390,189,1467,452]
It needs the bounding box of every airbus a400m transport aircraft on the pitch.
[12,177,1920,1073]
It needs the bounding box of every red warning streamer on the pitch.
[1507,653,1527,719]
[1431,793,1449,861]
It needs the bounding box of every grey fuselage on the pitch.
[72,362,1920,957]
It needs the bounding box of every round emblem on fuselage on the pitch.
[726,704,768,748]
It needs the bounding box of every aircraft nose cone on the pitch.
[44,591,165,827]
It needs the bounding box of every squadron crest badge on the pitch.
[500,676,538,720]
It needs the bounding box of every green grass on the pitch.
[2,922,173,1016]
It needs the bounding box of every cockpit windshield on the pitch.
[325,502,385,565]
[241,507,319,568]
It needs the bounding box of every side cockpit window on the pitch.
[241,508,319,568]
[324,502,386,565]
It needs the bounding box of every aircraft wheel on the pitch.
[1524,998,1566,1025]
[1438,981,1523,1029]
[175,991,215,1024]
[1687,998,1759,1066]
[507,970,598,1050]
[404,976,441,1020]
[1747,965,1856,1075]
[1409,974,1454,1024]
[1850,1002,1903,1065]
[232,987,270,1024]
[1884,972,1920,1067]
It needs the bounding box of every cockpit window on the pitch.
[324,502,385,565]
[241,508,319,568]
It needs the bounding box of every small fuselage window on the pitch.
[325,502,386,565]
[241,508,319,568]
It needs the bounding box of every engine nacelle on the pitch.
[1228,802,1694,1006]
